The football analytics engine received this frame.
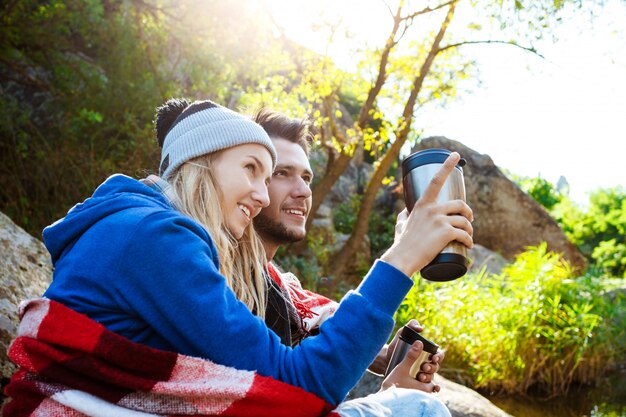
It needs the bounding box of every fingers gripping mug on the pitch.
[401,148,468,281]
[384,325,439,379]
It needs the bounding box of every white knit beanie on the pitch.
[159,100,277,180]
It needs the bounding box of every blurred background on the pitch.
[1,1,625,416]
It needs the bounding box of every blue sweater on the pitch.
[43,174,413,405]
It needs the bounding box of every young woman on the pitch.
[4,99,472,417]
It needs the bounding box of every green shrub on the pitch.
[515,176,564,210]
[274,226,335,295]
[333,194,361,234]
[333,193,396,258]
[395,244,625,396]
[366,204,396,257]
[552,187,626,277]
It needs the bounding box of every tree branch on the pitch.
[382,0,395,19]
[328,2,458,279]
[357,1,404,128]
[395,18,412,44]
[402,0,457,21]
[438,40,544,59]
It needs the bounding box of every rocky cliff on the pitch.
[0,212,52,386]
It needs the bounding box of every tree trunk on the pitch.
[304,2,405,232]
[328,2,457,279]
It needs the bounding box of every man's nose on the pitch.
[294,177,312,199]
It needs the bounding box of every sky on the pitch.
[268,0,626,205]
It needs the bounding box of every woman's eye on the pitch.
[273,170,287,177]
[245,163,255,173]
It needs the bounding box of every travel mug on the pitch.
[384,325,439,379]
[401,148,468,281]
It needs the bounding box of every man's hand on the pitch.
[369,319,444,393]
[379,340,443,393]
[368,319,422,374]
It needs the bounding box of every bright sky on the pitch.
[268,0,626,205]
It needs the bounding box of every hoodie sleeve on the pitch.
[115,209,413,405]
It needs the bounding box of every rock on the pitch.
[467,244,507,275]
[412,137,587,271]
[348,371,513,417]
[331,232,371,276]
[435,375,514,417]
[0,213,52,385]
[309,145,373,208]
[310,203,334,230]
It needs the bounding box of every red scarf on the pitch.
[266,263,338,333]
[3,298,339,417]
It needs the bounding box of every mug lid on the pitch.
[402,148,466,177]
[398,326,439,354]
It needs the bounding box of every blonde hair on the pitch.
[169,153,268,317]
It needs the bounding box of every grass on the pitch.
[395,243,626,397]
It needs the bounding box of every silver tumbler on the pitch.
[384,325,439,379]
[402,148,468,281]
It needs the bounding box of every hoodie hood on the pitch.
[43,174,172,265]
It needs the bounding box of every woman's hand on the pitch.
[381,152,474,277]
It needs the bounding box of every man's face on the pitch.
[254,138,313,244]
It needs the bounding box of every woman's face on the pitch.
[212,143,273,239]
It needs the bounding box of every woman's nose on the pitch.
[253,183,270,208]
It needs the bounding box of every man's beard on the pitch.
[254,212,306,244]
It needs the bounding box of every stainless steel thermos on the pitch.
[401,148,468,281]
[384,325,439,379]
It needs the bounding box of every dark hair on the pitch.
[154,98,192,148]
[253,109,312,156]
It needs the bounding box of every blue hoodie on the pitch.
[43,174,413,405]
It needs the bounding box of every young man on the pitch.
[252,109,446,395]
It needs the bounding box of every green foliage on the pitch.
[366,200,396,257]
[395,244,625,396]
[0,0,280,236]
[333,194,361,235]
[591,240,626,278]
[274,251,325,294]
[508,173,626,278]
[332,193,396,257]
[552,187,626,277]
[274,226,333,295]
[514,175,564,210]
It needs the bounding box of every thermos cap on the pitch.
[398,326,439,355]
[401,148,466,178]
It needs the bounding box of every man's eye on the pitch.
[302,176,312,184]
[273,170,287,177]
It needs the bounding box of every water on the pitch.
[488,369,626,417]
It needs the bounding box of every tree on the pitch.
[257,0,610,280]
[1,0,166,233]
[553,187,626,277]
[0,0,281,235]
[511,174,564,210]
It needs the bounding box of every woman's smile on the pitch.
[212,143,272,239]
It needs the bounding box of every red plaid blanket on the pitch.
[3,298,340,417]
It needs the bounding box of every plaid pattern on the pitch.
[140,175,182,211]
[267,263,338,333]
[3,298,340,417]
